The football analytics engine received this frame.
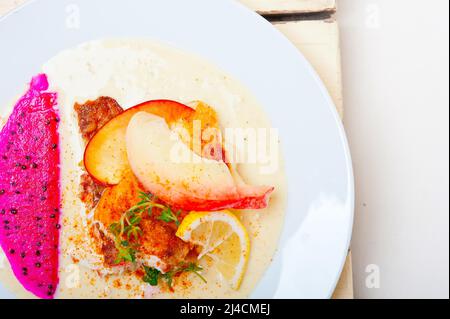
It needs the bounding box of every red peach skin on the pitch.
[84,100,195,185]
[160,185,275,211]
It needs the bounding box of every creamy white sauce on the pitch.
[0,39,287,299]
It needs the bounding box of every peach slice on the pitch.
[126,112,274,211]
[84,100,195,185]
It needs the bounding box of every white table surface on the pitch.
[338,0,449,299]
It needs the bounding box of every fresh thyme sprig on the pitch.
[158,208,182,227]
[109,191,165,264]
[143,262,207,288]
[108,193,206,288]
[108,191,183,264]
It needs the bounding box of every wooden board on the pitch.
[0,0,337,16]
[275,20,343,118]
[332,252,354,299]
[0,0,25,15]
[239,0,336,15]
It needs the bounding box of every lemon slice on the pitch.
[176,211,250,290]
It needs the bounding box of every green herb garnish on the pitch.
[143,266,161,286]
[158,208,181,227]
[109,191,167,264]
[108,191,185,264]
[143,262,207,288]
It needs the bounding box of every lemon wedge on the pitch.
[176,211,250,290]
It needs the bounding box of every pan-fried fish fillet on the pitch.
[93,171,195,271]
[75,97,216,271]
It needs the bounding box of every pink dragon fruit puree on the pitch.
[0,74,61,299]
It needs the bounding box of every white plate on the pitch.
[0,0,354,299]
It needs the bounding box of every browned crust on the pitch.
[75,97,124,209]
[74,96,123,144]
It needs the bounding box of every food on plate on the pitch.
[92,170,195,271]
[84,99,267,287]
[0,39,287,299]
[0,74,61,299]
[76,97,124,209]
[126,112,274,211]
[84,100,194,186]
[176,211,250,290]
[75,96,123,144]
